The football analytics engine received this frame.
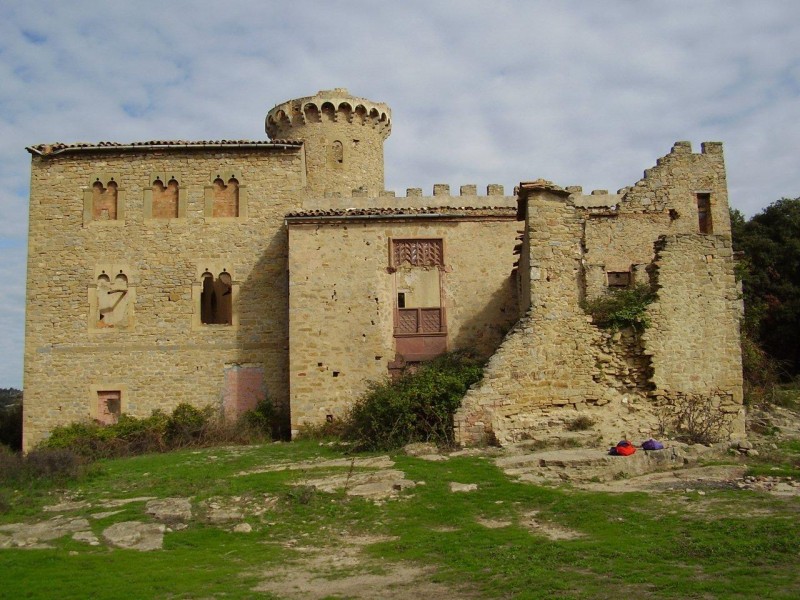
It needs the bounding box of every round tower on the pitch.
[266,88,391,196]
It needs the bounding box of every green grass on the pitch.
[744,439,800,478]
[1,440,799,599]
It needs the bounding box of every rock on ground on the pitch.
[0,516,91,549]
[102,521,165,551]
[450,482,478,492]
[146,497,192,522]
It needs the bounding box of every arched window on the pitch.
[92,180,118,220]
[91,268,133,331]
[151,177,179,218]
[330,140,344,164]
[200,270,233,325]
[212,177,239,217]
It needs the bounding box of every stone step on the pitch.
[497,445,704,483]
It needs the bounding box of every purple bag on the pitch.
[642,439,664,451]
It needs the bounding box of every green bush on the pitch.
[582,284,656,331]
[45,420,114,458]
[40,400,276,459]
[295,417,349,441]
[741,332,783,406]
[165,403,214,446]
[239,398,275,436]
[343,351,484,451]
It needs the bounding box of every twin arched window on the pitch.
[151,178,180,219]
[200,270,233,325]
[91,179,118,220]
[211,177,239,217]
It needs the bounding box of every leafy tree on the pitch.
[732,198,800,376]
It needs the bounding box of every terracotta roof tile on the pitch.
[286,206,516,219]
[27,140,302,156]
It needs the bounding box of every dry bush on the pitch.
[0,445,85,486]
[658,394,730,444]
[566,415,595,431]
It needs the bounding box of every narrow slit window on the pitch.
[697,193,712,234]
[331,140,344,164]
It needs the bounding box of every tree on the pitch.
[732,198,800,376]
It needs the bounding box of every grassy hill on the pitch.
[1,438,799,599]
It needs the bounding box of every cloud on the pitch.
[0,0,798,387]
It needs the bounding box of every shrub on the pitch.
[582,284,656,332]
[343,351,484,451]
[40,401,275,459]
[658,394,730,445]
[295,417,349,442]
[239,398,275,437]
[741,332,783,406]
[45,420,114,459]
[0,445,84,486]
[566,415,595,431]
[165,403,214,446]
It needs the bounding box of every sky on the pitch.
[0,0,798,388]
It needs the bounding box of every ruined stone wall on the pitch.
[643,234,745,437]
[288,214,518,433]
[455,191,617,445]
[23,147,305,449]
[581,142,732,299]
[455,148,743,445]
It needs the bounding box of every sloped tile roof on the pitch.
[27,140,302,156]
[286,206,516,219]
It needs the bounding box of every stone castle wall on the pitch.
[454,189,614,445]
[581,141,732,299]
[22,87,744,451]
[643,234,745,436]
[23,146,304,448]
[455,143,743,445]
[287,208,519,431]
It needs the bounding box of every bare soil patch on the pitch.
[252,534,480,599]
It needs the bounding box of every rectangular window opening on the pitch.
[697,193,712,234]
[607,272,631,289]
[97,390,121,425]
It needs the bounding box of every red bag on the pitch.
[613,440,636,456]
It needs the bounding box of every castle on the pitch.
[22,89,744,450]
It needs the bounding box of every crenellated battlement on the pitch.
[264,89,391,196]
[316,183,507,199]
[266,88,392,140]
[300,183,516,212]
